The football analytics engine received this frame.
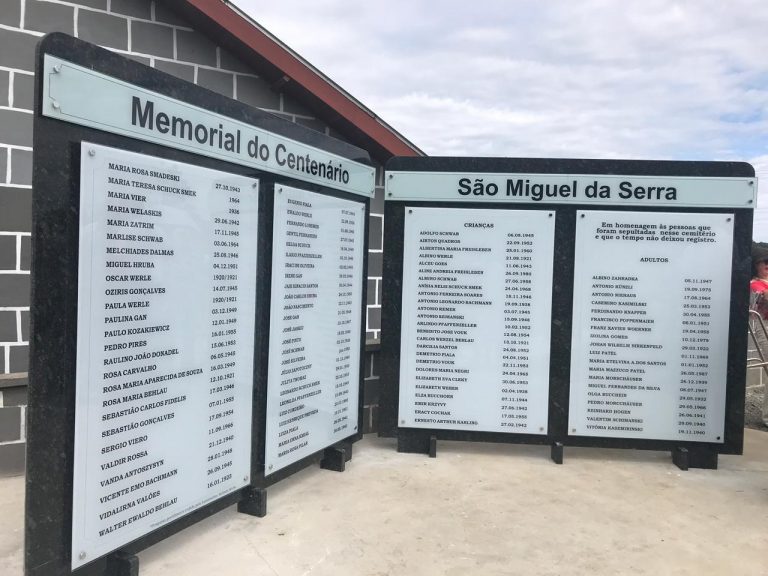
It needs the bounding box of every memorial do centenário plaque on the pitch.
[265,185,365,474]
[72,143,258,567]
[569,210,734,442]
[398,207,555,433]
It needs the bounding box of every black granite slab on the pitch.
[27,33,369,576]
[379,156,753,463]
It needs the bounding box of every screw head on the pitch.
[388,174,393,179]
[749,180,755,186]
[748,199,754,204]
[579,214,585,218]
[549,213,553,218]
[408,209,413,214]
[79,551,86,560]
[726,217,732,222]
[88,149,96,157]
[387,192,392,196]
[268,464,273,470]
[400,420,405,424]
[243,475,249,482]
[51,101,60,110]
[572,428,577,433]
[53,64,62,73]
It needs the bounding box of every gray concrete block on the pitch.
[219,49,252,73]
[0,0,21,27]
[747,367,763,387]
[12,72,34,111]
[20,236,30,271]
[0,29,37,72]
[132,20,174,58]
[368,251,382,277]
[0,109,32,147]
[368,215,383,251]
[364,350,374,378]
[153,2,189,27]
[0,274,30,307]
[0,188,31,238]
[0,407,21,442]
[1,387,28,407]
[371,186,384,215]
[0,237,15,270]
[20,311,28,342]
[236,75,280,110]
[25,0,74,35]
[176,30,217,66]
[76,0,108,8]
[154,59,194,83]
[364,405,378,433]
[295,117,327,134]
[0,311,16,342]
[197,68,234,98]
[0,147,6,183]
[9,148,32,186]
[0,188,31,232]
[363,376,380,405]
[111,0,151,19]
[78,9,128,50]
[367,305,381,332]
[0,71,8,107]
[0,441,25,476]
[282,94,313,116]
[367,279,377,306]
[366,278,380,306]
[125,54,151,67]
[9,345,28,373]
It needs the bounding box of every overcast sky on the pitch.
[235,0,768,239]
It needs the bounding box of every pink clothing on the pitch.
[751,278,768,293]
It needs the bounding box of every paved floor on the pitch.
[3,432,768,576]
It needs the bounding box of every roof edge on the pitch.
[171,0,423,159]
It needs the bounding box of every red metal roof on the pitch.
[165,0,423,161]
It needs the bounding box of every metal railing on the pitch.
[747,309,768,374]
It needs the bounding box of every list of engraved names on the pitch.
[569,211,733,442]
[265,186,365,474]
[72,144,258,567]
[398,208,555,433]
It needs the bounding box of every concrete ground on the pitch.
[3,432,768,576]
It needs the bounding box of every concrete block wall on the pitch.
[0,0,385,473]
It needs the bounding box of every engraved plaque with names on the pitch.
[264,185,365,474]
[569,210,733,442]
[72,143,258,568]
[398,207,555,433]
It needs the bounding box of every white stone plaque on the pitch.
[72,143,258,568]
[569,211,733,442]
[398,207,555,433]
[265,185,365,474]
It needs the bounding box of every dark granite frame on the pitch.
[379,156,753,461]
[27,33,369,576]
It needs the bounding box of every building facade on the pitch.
[0,0,421,474]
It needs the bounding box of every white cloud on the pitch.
[235,0,768,233]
